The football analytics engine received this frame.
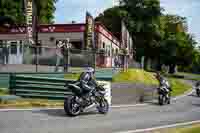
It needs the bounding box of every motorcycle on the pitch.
[158,85,171,105]
[194,85,200,97]
[64,81,109,116]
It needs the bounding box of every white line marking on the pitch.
[0,104,147,112]
[116,120,200,133]
[112,104,147,108]
[0,108,61,112]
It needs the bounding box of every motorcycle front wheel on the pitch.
[97,98,109,114]
[64,96,81,117]
[196,89,200,97]
[158,95,164,105]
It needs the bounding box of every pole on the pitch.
[32,0,38,72]
[63,45,69,73]
[93,49,96,73]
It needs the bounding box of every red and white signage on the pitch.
[26,0,33,43]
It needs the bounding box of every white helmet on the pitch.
[86,67,94,73]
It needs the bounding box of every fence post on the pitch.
[64,47,70,73]
[93,50,96,72]
[9,73,15,95]
[35,46,39,72]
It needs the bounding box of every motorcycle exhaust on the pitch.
[83,103,96,112]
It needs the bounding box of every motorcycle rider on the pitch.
[78,67,97,100]
[195,81,200,87]
[155,72,172,97]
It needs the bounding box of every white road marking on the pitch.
[116,120,200,133]
[111,104,147,108]
[0,104,148,112]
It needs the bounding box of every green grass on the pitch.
[0,99,64,108]
[112,69,159,85]
[0,88,9,96]
[64,73,80,80]
[152,124,200,133]
[169,78,192,97]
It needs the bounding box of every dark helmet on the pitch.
[154,71,161,79]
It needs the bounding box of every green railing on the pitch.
[9,74,76,100]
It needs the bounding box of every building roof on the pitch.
[0,22,121,46]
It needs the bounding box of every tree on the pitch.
[97,0,199,73]
[95,7,125,39]
[158,14,197,73]
[0,0,57,24]
[96,0,162,61]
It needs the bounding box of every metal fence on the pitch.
[0,43,133,73]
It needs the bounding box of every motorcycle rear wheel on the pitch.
[64,96,81,117]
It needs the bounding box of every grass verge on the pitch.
[0,99,63,109]
[169,78,192,97]
[151,124,200,133]
[64,73,80,80]
[112,69,191,97]
[0,88,8,96]
[112,69,159,85]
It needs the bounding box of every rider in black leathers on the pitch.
[155,72,172,96]
[78,67,96,98]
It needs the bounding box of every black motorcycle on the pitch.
[158,85,171,105]
[64,82,109,116]
[195,86,200,97]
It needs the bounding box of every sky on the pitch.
[54,0,200,44]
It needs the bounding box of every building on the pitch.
[0,22,122,69]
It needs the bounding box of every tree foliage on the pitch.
[0,0,57,24]
[96,0,199,73]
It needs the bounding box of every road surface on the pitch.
[0,91,200,133]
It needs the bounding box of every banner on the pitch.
[26,0,34,44]
[85,12,95,49]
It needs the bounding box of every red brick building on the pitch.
[0,23,122,68]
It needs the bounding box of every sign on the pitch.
[85,12,95,49]
[26,0,33,44]
[10,27,26,33]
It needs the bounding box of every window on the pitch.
[116,49,119,55]
[112,48,115,55]
[103,42,105,49]
[19,41,23,53]
[10,42,17,54]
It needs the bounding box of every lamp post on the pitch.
[32,0,39,72]
[24,0,39,72]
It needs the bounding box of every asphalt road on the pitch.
[0,90,200,133]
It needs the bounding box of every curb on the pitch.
[0,103,147,112]
[116,120,200,133]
